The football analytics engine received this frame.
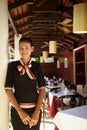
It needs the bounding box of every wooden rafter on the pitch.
[8,11,18,36]
[9,0,33,10]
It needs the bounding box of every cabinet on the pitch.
[73,44,87,84]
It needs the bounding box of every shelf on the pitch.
[75,61,85,64]
[73,44,87,84]
[76,73,85,76]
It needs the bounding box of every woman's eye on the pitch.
[19,48,23,50]
[20,47,30,50]
[25,47,29,50]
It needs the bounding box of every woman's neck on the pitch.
[21,58,30,65]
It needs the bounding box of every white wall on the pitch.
[0,0,9,130]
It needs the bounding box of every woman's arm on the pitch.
[30,88,45,127]
[6,89,31,125]
[6,89,21,112]
[36,88,45,111]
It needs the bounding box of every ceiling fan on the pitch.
[41,41,62,49]
[41,42,48,48]
[56,18,73,33]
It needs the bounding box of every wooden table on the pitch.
[48,91,74,117]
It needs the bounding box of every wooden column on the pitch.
[14,34,22,60]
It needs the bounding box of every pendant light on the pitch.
[42,51,48,60]
[57,60,60,68]
[73,3,87,33]
[64,57,68,68]
[49,41,57,54]
[40,56,44,63]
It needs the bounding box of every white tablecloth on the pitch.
[49,91,74,106]
[53,105,87,130]
[49,91,74,98]
[46,85,62,92]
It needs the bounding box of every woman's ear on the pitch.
[31,46,34,52]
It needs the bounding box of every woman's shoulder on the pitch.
[31,61,43,73]
[9,60,20,67]
[31,61,41,67]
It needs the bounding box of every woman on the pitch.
[5,37,45,130]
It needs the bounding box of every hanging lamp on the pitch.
[49,41,57,54]
[42,51,48,60]
[73,3,87,33]
[40,56,44,63]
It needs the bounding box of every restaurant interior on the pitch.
[8,0,87,83]
[1,0,87,130]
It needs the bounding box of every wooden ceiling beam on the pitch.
[32,16,59,21]
[31,32,47,37]
[9,23,33,33]
[17,23,32,29]
[32,25,54,28]
[9,31,14,35]
[22,31,30,35]
[65,34,79,41]
[63,39,74,44]
[31,36,47,39]
[9,39,14,44]
[33,20,57,22]
[68,0,78,4]
[9,42,14,47]
[32,35,59,40]
[32,37,58,42]
[57,47,65,51]
[32,42,45,45]
[58,45,67,50]
[33,23,55,26]
[31,34,54,38]
[18,28,33,34]
[32,38,48,41]
[32,26,55,29]
[9,0,33,10]
[32,28,55,33]
[8,11,18,36]
[13,12,33,22]
[31,30,56,34]
[23,17,59,26]
[62,42,71,47]
[9,34,14,38]
[9,37,14,42]
[33,2,72,13]
[33,11,60,13]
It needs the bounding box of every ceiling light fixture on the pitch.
[42,51,48,60]
[40,56,43,63]
[49,41,57,54]
[73,3,87,33]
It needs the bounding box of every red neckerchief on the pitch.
[17,59,36,80]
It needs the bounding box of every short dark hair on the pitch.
[19,37,33,46]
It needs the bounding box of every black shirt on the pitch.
[5,60,45,103]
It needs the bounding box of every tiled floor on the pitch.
[40,121,55,130]
[40,107,55,130]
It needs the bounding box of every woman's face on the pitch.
[19,41,34,59]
